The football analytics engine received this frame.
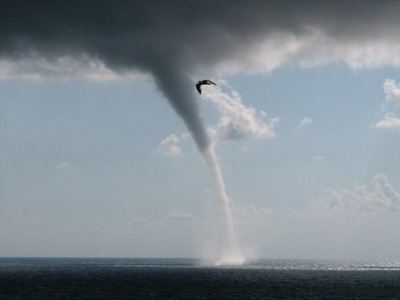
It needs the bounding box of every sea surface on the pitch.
[1,258,400,299]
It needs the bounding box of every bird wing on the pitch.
[206,80,217,86]
[196,83,202,94]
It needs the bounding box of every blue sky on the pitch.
[2,65,400,259]
[1,1,400,260]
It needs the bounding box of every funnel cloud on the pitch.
[149,56,242,262]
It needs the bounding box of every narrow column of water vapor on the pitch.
[150,61,243,265]
[202,146,243,265]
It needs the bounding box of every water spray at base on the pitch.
[202,146,244,266]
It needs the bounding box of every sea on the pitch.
[1,258,399,299]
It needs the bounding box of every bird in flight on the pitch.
[196,80,217,94]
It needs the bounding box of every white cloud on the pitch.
[158,134,182,157]
[202,83,279,142]
[131,216,160,227]
[56,162,70,169]
[131,211,198,227]
[166,210,198,222]
[375,79,400,130]
[375,113,400,129]
[383,79,400,107]
[312,156,325,161]
[299,117,312,128]
[308,174,400,217]
[231,203,273,220]
[181,132,191,141]
[248,204,273,215]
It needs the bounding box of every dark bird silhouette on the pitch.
[196,80,217,94]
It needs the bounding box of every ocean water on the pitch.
[1,258,399,299]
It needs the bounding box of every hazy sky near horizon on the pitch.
[1,1,400,260]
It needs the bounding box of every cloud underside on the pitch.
[2,1,400,79]
[3,32,400,80]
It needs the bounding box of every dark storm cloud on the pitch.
[2,0,400,74]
